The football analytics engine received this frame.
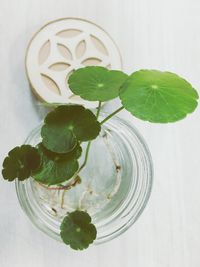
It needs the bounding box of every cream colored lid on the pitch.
[25,18,123,108]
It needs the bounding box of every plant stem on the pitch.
[78,141,91,172]
[96,101,102,119]
[100,106,124,125]
[38,176,81,190]
[78,101,102,172]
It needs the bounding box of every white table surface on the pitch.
[1,0,200,266]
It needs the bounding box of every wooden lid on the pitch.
[25,18,123,108]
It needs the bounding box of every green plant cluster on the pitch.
[2,67,199,250]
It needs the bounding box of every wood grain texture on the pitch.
[0,0,200,266]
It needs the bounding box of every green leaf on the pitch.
[68,66,128,101]
[33,143,82,185]
[41,105,101,153]
[120,70,199,123]
[60,210,97,250]
[2,145,40,181]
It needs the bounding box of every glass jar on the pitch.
[15,114,153,244]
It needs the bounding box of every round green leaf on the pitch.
[2,145,40,181]
[68,66,128,101]
[120,70,199,123]
[60,211,97,250]
[41,105,101,153]
[33,143,82,185]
